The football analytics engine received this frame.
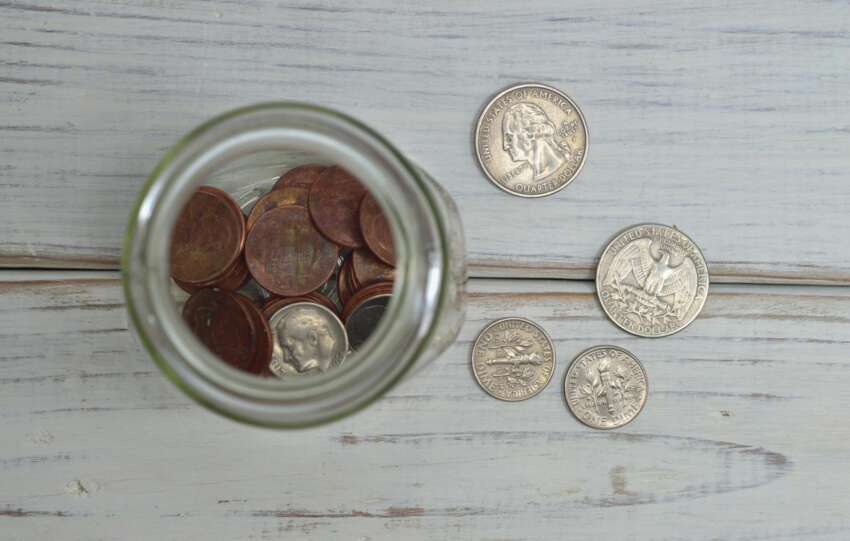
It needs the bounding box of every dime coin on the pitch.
[170,186,246,284]
[470,318,556,401]
[267,302,348,378]
[359,193,395,266]
[345,294,390,350]
[182,288,258,373]
[245,205,339,297]
[351,248,395,289]
[564,346,648,429]
[233,293,274,375]
[245,187,310,231]
[308,166,367,248]
[474,83,588,198]
[272,164,326,191]
[596,223,709,337]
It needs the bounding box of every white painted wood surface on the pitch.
[2,1,850,283]
[1,272,849,539]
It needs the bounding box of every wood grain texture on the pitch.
[1,271,849,539]
[1,1,850,283]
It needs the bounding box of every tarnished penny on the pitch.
[345,294,391,350]
[174,254,249,293]
[341,281,394,323]
[182,288,258,373]
[233,294,273,375]
[475,83,588,198]
[359,193,395,266]
[351,248,395,289]
[245,205,339,297]
[564,346,648,429]
[596,223,709,337]
[308,166,367,248]
[268,302,348,378]
[471,318,555,401]
[272,164,326,191]
[170,186,245,284]
[245,187,310,231]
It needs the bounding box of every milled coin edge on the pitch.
[470,317,557,402]
[563,345,649,430]
[595,222,711,338]
[473,82,589,198]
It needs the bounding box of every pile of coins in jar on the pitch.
[170,165,396,378]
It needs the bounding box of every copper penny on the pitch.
[342,281,394,322]
[308,166,367,248]
[174,255,249,293]
[352,248,395,289]
[245,205,339,297]
[182,288,257,373]
[245,187,310,231]
[234,294,273,375]
[272,164,326,191]
[170,186,245,285]
[359,193,396,266]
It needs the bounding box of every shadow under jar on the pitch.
[123,103,466,428]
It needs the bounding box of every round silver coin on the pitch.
[596,223,709,337]
[564,346,648,430]
[474,82,588,198]
[345,294,390,351]
[267,302,348,378]
[471,318,556,401]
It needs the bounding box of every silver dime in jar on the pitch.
[471,318,556,401]
[474,83,588,198]
[564,346,648,429]
[596,223,709,337]
[267,302,348,378]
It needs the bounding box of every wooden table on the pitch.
[2,2,849,539]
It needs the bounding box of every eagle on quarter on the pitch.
[604,238,698,314]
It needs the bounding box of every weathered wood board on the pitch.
[1,272,849,539]
[2,2,850,283]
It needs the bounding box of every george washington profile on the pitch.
[502,102,572,181]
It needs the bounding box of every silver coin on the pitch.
[471,318,556,401]
[596,223,709,337]
[564,346,648,429]
[267,302,348,378]
[345,294,390,351]
[474,83,588,198]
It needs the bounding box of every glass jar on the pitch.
[122,103,466,428]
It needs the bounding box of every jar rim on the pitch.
[122,102,449,428]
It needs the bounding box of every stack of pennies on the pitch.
[169,164,396,378]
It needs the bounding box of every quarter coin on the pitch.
[267,302,348,378]
[474,83,588,198]
[564,346,648,429]
[471,318,556,401]
[596,223,709,337]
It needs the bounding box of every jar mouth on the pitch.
[122,102,448,427]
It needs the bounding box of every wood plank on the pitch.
[1,271,849,539]
[2,2,850,283]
